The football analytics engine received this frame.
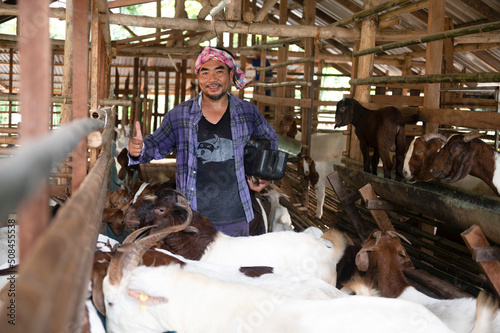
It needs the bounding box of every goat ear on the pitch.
[463,129,483,142]
[91,265,107,316]
[445,147,475,183]
[355,249,371,272]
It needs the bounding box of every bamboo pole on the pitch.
[329,0,411,27]
[253,0,279,22]
[254,56,315,71]
[241,37,304,49]
[379,0,429,21]
[254,80,312,87]
[0,94,131,106]
[353,20,500,57]
[349,72,500,85]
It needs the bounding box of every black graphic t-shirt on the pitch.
[196,107,246,225]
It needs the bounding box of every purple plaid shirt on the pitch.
[129,92,277,223]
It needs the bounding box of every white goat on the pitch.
[262,189,293,232]
[104,226,456,333]
[125,189,346,286]
[296,131,346,219]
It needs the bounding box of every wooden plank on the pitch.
[405,268,473,299]
[365,198,400,211]
[461,225,500,297]
[335,165,500,245]
[370,94,424,106]
[419,107,500,130]
[473,246,500,262]
[327,171,371,240]
[358,183,396,232]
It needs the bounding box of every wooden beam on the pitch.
[462,225,500,297]
[330,0,411,27]
[353,20,500,57]
[253,0,279,22]
[379,0,429,21]
[18,0,51,263]
[350,72,500,86]
[108,0,154,8]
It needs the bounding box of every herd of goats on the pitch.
[1,97,500,332]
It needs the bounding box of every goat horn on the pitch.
[174,190,193,226]
[122,225,157,245]
[373,230,382,246]
[422,133,446,143]
[387,230,412,245]
[463,129,484,143]
[107,197,194,286]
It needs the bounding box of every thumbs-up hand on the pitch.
[128,121,143,157]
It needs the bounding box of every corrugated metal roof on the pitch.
[0,0,497,94]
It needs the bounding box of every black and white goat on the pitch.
[124,188,346,286]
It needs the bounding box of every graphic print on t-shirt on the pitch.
[196,134,234,164]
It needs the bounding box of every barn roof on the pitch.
[0,0,498,93]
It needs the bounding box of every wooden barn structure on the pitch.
[0,0,499,332]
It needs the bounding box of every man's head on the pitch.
[195,46,246,101]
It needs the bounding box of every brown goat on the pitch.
[355,230,500,333]
[277,114,298,138]
[355,230,411,298]
[429,131,500,196]
[335,98,413,179]
[403,133,447,182]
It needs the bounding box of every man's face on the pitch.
[197,59,234,101]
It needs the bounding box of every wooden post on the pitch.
[154,68,159,129]
[351,0,379,169]
[142,65,149,135]
[164,70,170,112]
[238,0,249,101]
[61,0,73,125]
[441,18,455,108]
[18,0,51,263]
[358,183,414,270]
[423,0,445,134]
[89,0,110,170]
[174,69,181,106]
[462,225,500,297]
[275,0,288,125]
[181,59,187,102]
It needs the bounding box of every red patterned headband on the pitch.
[195,46,246,90]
